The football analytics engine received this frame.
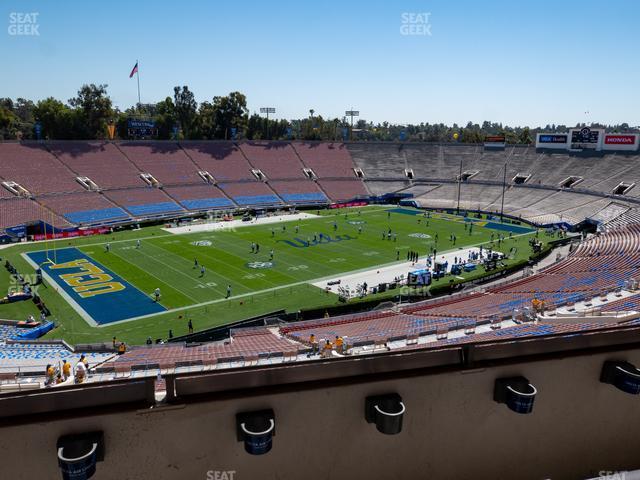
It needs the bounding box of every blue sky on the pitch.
[2,0,639,127]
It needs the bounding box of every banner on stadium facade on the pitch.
[329,201,368,209]
[602,134,640,151]
[536,133,569,149]
[32,227,110,241]
[569,127,603,150]
[5,225,27,238]
[484,135,506,148]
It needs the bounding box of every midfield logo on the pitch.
[278,234,355,248]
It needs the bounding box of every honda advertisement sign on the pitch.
[603,134,639,151]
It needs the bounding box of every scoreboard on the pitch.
[127,119,157,138]
[569,127,602,150]
[537,130,638,152]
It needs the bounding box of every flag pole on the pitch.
[136,59,141,107]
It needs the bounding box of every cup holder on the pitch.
[236,409,276,455]
[365,393,405,435]
[57,432,104,480]
[601,360,640,395]
[494,377,536,414]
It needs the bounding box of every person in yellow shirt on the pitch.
[322,339,333,358]
[309,334,318,355]
[62,360,71,380]
[118,342,126,355]
[45,364,55,387]
[335,336,344,354]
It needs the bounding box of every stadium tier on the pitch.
[0,342,114,372]
[2,140,640,233]
[0,197,70,230]
[239,141,307,179]
[0,143,84,194]
[162,184,235,210]
[317,179,369,201]
[180,142,257,181]
[292,142,359,178]
[117,142,203,185]
[104,187,184,216]
[37,192,129,225]
[48,141,144,189]
[267,180,328,204]
[217,181,283,207]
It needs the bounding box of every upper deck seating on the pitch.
[239,142,307,179]
[0,143,83,194]
[181,142,256,181]
[50,142,143,189]
[118,142,201,185]
[293,142,357,178]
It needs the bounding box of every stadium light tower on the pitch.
[260,107,276,140]
[345,109,359,141]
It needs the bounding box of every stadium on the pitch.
[2,2,640,480]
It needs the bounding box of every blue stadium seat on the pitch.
[63,207,129,224]
[126,202,184,216]
[232,195,282,206]
[180,198,235,210]
[280,192,328,203]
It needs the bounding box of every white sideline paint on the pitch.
[312,247,497,292]
[161,212,320,235]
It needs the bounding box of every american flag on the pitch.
[129,61,138,78]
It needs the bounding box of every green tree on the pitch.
[208,91,248,139]
[68,84,113,139]
[173,86,197,139]
[34,97,73,139]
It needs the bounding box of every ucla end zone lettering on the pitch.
[26,248,166,325]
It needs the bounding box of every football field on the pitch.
[2,206,545,344]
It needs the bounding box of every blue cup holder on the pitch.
[236,410,275,455]
[57,432,104,480]
[494,377,536,414]
[601,360,640,395]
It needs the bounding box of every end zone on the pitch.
[22,247,166,326]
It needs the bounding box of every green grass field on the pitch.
[0,206,549,345]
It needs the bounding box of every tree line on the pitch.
[1,84,637,143]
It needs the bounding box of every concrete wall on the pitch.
[2,346,640,480]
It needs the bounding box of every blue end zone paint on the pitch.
[180,198,235,210]
[25,248,166,325]
[484,222,534,234]
[386,208,423,216]
[125,202,184,216]
[64,207,129,224]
